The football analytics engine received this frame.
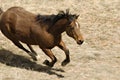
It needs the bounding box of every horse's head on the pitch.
[65,13,84,45]
[52,9,84,45]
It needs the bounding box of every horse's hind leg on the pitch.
[27,44,40,60]
[12,41,37,61]
[27,44,37,55]
[41,48,57,67]
[57,40,70,66]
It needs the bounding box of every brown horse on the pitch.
[0,7,84,67]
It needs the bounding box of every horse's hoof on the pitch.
[43,60,54,67]
[61,59,70,66]
[43,60,49,65]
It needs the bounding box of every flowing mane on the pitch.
[52,9,70,23]
[36,9,78,26]
[36,14,56,23]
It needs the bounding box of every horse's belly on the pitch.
[19,36,56,49]
[40,42,56,49]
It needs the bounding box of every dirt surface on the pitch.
[0,0,120,80]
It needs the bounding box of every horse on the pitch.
[0,7,84,67]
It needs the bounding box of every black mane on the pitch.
[36,9,78,25]
[36,14,56,23]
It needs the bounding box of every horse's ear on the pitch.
[68,15,79,24]
[67,17,73,24]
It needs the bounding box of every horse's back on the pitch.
[3,7,35,21]
[0,7,37,43]
[7,7,24,12]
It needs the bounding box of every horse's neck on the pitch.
[48,19,68,35]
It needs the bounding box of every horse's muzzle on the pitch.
[77,40,84,45]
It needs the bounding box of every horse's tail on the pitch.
[0,8,3,15]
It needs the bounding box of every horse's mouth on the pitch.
[77,40,84,45]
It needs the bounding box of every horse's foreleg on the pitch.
[57,40,70,66]
[41,48,57,67]
[12,41,37,61]
[27,44,40,60]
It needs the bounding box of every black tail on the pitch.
[0,8,3,15]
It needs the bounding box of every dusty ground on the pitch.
[0,0,120,80]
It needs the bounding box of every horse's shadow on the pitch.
[0,49,65,78]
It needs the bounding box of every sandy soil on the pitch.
[0,0,120,80]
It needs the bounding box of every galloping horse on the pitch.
[0,7,84,67]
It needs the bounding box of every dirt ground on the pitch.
[0,0,120,80]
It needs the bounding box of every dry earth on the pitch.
[0,0,120,80]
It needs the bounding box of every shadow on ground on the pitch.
[0,49,65,78]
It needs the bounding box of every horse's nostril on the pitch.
[77,40,84,45]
